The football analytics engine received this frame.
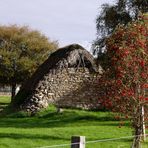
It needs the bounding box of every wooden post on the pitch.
[71,136,85,148]
[141,105,146,141]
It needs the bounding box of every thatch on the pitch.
[13,44,98,107]
[23,44,97,90]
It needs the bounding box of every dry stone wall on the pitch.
[22,67,101,113]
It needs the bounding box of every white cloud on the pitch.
[0,0,115,49]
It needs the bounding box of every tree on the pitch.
[98,14,148,147]
[93,0,148,69]
[0,25,58,101]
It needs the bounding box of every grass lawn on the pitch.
[0,95,11,112]
[0,96,147,148]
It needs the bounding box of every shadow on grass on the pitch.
[0,102,9,107]
[0,102,9,105]
[0,101,10,114]
[0,103,9,113]
[0,110,130,129]
[0,133,69,140]
[87,137,132,143]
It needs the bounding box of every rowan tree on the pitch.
[93,0,148,69]
[0,25,58,101]
[98,14,148,147]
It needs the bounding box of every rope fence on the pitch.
[36,134,148,148]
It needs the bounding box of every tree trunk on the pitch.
[132,126,142,148]
[11,82,16,103]
[132,106,145,148]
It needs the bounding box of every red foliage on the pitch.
[98,14,148,119]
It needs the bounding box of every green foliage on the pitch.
[0,25,58,85]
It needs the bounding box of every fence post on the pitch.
[71,136,85,148]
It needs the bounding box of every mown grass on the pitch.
[0,96,147,148]
[0,95,11,111]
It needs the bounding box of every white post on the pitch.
[71,136,85,148]
[141,105,146,141]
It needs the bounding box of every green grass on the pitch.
[0,95,11,103]
[0,95,11,112]
[0,96,147,148]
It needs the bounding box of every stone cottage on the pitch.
[13,44,102,113]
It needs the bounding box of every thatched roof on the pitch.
[13,44,99,108]
[21,44,97,91]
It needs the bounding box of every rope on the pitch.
[36,134,148,148]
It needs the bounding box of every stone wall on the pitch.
[22,67,101,113]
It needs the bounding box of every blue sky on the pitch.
[0,0,114,49]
